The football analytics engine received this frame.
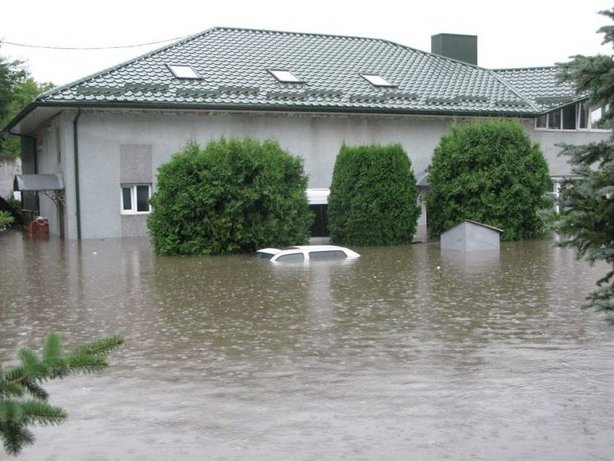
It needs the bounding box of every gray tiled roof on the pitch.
[37,27,573,116]
[494,67,578,111]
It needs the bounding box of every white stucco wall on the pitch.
[526,124,610,177]
[0,157,21,199]
[46,108,610,240]
[67,109,455,239]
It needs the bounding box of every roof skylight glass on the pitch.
[361,74,394,87]
[168,64,200,79]
[268,69,303,83]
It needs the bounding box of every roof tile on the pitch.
[39,27,575,115]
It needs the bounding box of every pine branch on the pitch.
[0,333,124,456]
[0,422,34,456]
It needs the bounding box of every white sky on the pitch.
[1,0,612,86]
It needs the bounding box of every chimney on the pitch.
[431,33,478,65]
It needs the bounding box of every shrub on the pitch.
[328,143,421,246]
[148,138,313,255]
[426,120,551,241]
[0,211,14,231]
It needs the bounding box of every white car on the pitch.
[253,245,360,263]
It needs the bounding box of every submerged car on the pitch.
[253,245,360,263]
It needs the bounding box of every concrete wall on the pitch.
[47,108,611,240]
[0,157,21,199]
[66,109,454,239]
[526,123,610,176]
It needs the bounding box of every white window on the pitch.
[535,101,610,131]
[361,73,395,87]
[167,64,200,79]
[548,179,563,214]
[268,69,303,83]
[121,184,151,214]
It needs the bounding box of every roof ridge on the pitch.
[210,25,407,44]
[487,69,541,112]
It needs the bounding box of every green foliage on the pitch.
[554,8,614,313]
[426,119,551,241]
[0,333,124,456]
[148,138,313,255]
[0,211,14,231]
[327,143,421,245]
[0,51,54,158]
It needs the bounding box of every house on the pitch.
[2,27,610,240]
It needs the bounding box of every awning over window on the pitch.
[13,174,64,192]
[306,188,329,205]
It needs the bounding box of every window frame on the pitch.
[167,64,201,79]
[268,69,303,83]
[361,73,395,87]
[535,101,611,132]
[121,184,152,215]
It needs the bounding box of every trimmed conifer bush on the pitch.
[426,120,551,241]
[148,138,312,255]
[327,143,421,246]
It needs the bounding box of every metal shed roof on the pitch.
[13,174,64,192]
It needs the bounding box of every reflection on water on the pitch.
[1,231,613,461]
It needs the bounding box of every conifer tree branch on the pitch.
[0,333,124,456]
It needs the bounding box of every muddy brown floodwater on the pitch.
[1,230,613,461]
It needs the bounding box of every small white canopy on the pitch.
[306,188,330,205]
[13,174,64,192]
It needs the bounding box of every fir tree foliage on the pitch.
[426,119,551,240]
[0,333,124,456]
[554,8,614,313]
[327,143,421,246]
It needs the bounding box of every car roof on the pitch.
[289,245,352,252]
[255,248,281,255]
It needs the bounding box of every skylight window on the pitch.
[268,69,303,83]
[167,64,200,79]
[361,74,395,87]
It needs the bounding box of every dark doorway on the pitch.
[309,204,328,237]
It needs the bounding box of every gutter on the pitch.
[73,110,82,240]
[26,99,542,119]
[0,101,40,136]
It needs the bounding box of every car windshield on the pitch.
[253,251,275,260]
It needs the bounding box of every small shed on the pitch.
[440,220,503,252]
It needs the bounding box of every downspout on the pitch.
[73,110,82,240]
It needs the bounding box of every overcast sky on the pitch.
[1,0,612,86]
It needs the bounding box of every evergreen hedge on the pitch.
[426,120,551,241]
[328,143,421,246]
[148,138,312,255]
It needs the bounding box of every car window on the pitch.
[308,250,347,261]
[275,253,305,263]
[253,252,274,260]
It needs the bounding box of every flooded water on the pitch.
[1,230,613,461]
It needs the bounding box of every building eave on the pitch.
[6,99,539,134]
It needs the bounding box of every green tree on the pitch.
[0,210,14,231]
[554,8,614,313]
[426,119,551,240]
[0,52,54,157]
[328,143,420,246]
[0,333,124,456]
[148,138,313,255]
